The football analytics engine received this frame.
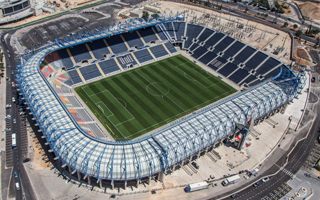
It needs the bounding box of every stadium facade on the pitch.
[0,0,33,24]
[17,17,305,187]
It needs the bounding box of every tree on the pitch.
[295,29,303,38]
[142,11,149,21]
[283,22,288,27]
[151,13,160,19]
[293,24,298,29]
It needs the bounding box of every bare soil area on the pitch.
[295,1,320,23]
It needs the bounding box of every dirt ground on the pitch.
[29,132,51,170]
[294,45,313,66]
[295,1,320,23]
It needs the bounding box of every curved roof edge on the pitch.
[16,22,305,181]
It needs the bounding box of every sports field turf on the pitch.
[75,55,236,140]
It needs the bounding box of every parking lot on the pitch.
[18,0,145,50]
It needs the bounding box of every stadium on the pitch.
[17,16,305,188]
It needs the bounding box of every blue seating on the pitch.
[208,56,228,71]
[164,42,177,54]
[150,44,169,58]
[204,33,224,49]
[199,51,218,65]
[106,35,128,54]
[184,24,203,49]
[87,39,109,60]
[223,41,245,59]
[244,51,268,70]
[213,36,234,53]
[98,59,120,75]
[216,56,228,65]
[134,49,154,63]
[248,79,262,87]
[255,57,280,75]
[208,62,219,71]
[116,54,137,68]
[68,69,82,85]
[79,64,102,81]
[57,49,74,70]
[264,65,283,79]
[173,22,186,41]
[154,25,167,40]
[218,62,238,77]
[198,28,215,42]
[240,75,257,85]
[229,68,249,84]
[64,79,73,86]
[138,27,158,43]
[192,46,208,59]
[233,46,256,65]
[122,31,144,48]
[69,44,92,63]
[189,43,199,51]
[163,22,175,40]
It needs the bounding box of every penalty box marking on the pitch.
[84,87,135,127]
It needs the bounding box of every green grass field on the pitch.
[75,55,236,140]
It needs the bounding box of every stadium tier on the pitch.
[18,18,305,185]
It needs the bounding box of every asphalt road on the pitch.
[1,32,36,200]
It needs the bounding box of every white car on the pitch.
[15,182,20,190]
[262,177,270,182]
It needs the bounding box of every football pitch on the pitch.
[75,55,236,140]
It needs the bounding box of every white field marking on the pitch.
[138,69,186,113]
[183,72,220,89]
[87,88,134,121]
[96,90,135,127]
[80,58,234,139]
[117,64,235,138]
[126,90,234,139]
[96,101,113,117]
[81,86,135,138]
[145,82,170,97]
[82,85,95,97]
[165,93,185,112]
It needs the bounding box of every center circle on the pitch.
[146,82,170,97]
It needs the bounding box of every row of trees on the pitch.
[0,52,4,78]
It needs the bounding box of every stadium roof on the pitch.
[17,20,304,181]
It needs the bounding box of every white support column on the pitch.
[158,172,164,182]
[124,181,127,189]
[111,180,114,190]
[77,171,81,181]
[68,166,72,174]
